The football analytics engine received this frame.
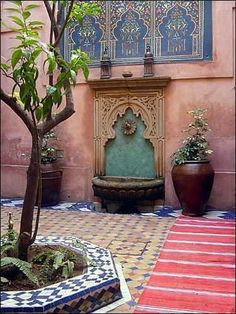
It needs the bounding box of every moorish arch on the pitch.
[88,77,171,178]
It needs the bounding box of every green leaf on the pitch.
[52,88,62,105]
[82,66,89,80]
[47,59,57,74]
[62,261,74,279]
[22,11,31,19]
[35,107,42,122]
[28,21,44,26]
[34,68,39,82]
[42,97,53,117]
[56,72,67,86]
[4,8,21,13]
[9,16,25,28]
[70,70,77,85]
[1,63,10,71]
[13,67,21,81]
[20,83,29,103]
[9,1,22,6]
[11,49,22,68]
[52,251,64,270]
[24,38,38,45]
[24,4,40,10]
[7,27,22,32]
[1,257,39,286]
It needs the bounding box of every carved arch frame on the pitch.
[94,89,165,177]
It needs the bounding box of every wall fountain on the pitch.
[88,76,171,213]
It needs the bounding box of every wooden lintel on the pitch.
[87,76,171,90]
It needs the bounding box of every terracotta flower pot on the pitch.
[36,164,63,206]
[171,160,214,216]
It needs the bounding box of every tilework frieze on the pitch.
[63,0,212,65]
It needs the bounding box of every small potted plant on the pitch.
[171,108,214,216]
[41,130,61,166]
[38,130,63,207]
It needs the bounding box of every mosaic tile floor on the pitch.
[1,198,235,219]
[1,199,235,313]
[1,205,174,313]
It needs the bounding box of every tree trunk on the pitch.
[18,133,42,261]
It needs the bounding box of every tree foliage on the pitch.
[0,0,100,260]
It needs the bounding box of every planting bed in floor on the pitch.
[1,236,122,313]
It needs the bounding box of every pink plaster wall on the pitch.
[1,1,235,209]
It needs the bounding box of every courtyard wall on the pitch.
[1,1,235,210]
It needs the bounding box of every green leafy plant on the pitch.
[0,214,38,288]
[1,213,19,257]
[41,130,62,164]
[1,230,18,257]
[1,257,39,286]
[32,246,87,283]
[171,108,213,165]
[0,0,100,261]
[72,238,97,267]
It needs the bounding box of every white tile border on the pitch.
[93,263,132,313]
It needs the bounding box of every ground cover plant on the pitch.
[0,0,100,263]
[0,213,93,291]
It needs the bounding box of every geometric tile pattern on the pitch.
[64,1,212,64]
[0,198,96,211]
[49,283,121,313]
[1,198,235,219]
[1,206,174,313]
[107,240,149,256]
[1,236,122,313]
[1,203,234,313]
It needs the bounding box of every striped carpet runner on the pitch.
[135,216,235,313]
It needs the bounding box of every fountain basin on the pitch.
[92,176,164,202]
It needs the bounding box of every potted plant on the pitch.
[171,108,215,216]
[38,130,63,207]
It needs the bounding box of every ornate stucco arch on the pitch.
[88,77,171,177]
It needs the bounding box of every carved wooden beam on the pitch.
[87,76,171,90]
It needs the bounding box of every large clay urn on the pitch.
[36,163,63,207]
[171,160,214,216]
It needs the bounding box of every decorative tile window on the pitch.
[62,0,212,65]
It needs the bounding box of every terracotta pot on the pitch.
[36,164,63,206]
[171,160,214,216]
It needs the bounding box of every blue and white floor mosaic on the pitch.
[1,198,235,220]
[1,236,125,313]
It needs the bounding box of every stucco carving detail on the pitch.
[94,89,165,177]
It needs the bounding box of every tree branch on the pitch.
[0,88,34,133]
[56,0,64,27]
[29,107,42,245]
[1,69,21,90]
[43,0,59,40]
[53,0,75,48]
[39,86,75,135]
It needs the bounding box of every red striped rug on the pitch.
[135,216,235,313]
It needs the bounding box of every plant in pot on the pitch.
[171,108,214,216]
[38,130,63,207]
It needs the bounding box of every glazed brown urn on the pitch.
[171,160,214,216]
[36,164,63,206]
